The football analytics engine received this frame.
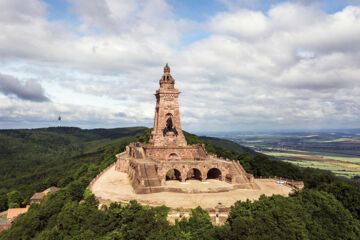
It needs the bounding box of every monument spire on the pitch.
[149,64,187,146]
[164,63,170,73]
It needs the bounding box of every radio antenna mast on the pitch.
[58,115,62,127]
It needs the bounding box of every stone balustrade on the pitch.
[255,176,304,191]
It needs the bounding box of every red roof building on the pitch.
[7,205,30,222]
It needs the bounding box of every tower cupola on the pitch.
[160,63,175,89]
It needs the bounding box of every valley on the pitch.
[218,129,360,178]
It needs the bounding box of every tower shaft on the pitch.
[149,64,187,146]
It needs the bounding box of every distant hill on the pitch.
[0,127,146,209]
[200,136,257,155]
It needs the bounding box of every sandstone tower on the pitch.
[115,64,258,194]
[149,63,187,147]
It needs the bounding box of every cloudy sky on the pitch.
[0,0,359,132]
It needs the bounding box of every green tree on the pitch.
[136,128,152,143]
[0,192,8,211]
[175,207,215,240]
[7,190,22,208]
[83,189,98,207]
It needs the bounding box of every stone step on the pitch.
[140,163,161,187]
[231,161,250,182]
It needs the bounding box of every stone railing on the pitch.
[255,176,304,191]
[87,162,117,190]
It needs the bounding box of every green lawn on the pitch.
[262,151,360,178]
[315,155,360,164]
[282,159,360,178]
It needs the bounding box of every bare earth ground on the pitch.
[90,165,293,209]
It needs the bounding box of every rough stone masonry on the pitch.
[115,64,258,194]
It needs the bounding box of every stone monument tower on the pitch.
[149,63,187,147]
[115,64,258,194]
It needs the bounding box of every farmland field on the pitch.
[214,129,360,178]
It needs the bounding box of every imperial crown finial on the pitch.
[164,63,170,73]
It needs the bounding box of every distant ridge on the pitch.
[200,136,258,155]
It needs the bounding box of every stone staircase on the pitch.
[139,163,162,187]
[231,160,253,183]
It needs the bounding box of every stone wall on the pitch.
[143,144,207,161]
[156,160,232,183]
[255,176,304,191]
[0,222,11,233]
[122,155,259,194]
[167,207,231,226]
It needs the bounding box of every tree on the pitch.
[7,190,22,208]
[175,207,215,240]
[83,189,98,207]
[0,192,8,211]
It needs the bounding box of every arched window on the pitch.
[168,153,180,161]
[207,168,222,180]
[225,174,232,183]
[166,169,182,181]
[186,168,202,181]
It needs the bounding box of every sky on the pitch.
[0,0,360,133]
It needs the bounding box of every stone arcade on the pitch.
[115,64,259,194]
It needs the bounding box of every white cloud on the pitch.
[0,0,359,131]
[0,0,47,22]
[208,9,269,39]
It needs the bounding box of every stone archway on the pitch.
[186,168,202,181]
[166,169,182,181]
[207,168,222,180]
[168,153,180,161]
[225,174,232,183]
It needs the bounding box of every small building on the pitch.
[30,192,45,204]
[7,205,30,222]
[43,186,59,195]
[30,186,59,204]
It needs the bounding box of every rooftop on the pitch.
[7,206,30,221]
[30,192,45,200]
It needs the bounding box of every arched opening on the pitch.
[166,169,181,181]
[207,168,222,180]
[225,174,232,183]
[168,153,180,161]
[186,168,202,181]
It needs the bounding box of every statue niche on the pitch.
[163,117,178,136]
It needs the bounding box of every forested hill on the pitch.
[199,136,257,155]
[1,127,360,239]
[0,127,146,210]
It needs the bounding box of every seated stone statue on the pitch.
[163,118,178,136]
